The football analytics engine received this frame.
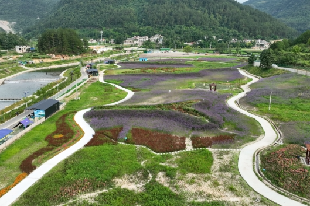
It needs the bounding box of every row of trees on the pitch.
[38,28,88,55]
[0,32,27,50]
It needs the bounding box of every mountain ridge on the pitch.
[23,0,297,40]
[244,0,310,33]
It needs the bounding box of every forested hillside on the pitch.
[24,0,297,41]
[244,0,310,33]
[0,0,60,31]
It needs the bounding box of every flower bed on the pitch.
[118,63,193,69]
[85,109,217,136]
[130,128,186,153]
[191,135,235,148]
[0,173,28,198]
[19,113,76,174]
[85,128,122,147]
[261,144,310,199]
[104,68,243,90]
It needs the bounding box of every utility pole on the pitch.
[269,91,272,111]
[100,31,103,44]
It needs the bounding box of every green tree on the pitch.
[38,28,85,55]
[260,49,273,69]
[183,45,193,53]
[216,43,226,54]
[248,54,256,65]
[142,40,155,49]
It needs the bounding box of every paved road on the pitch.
[228,69,306,206]
[278,66,310,77]
[0,111,33,130]
[51,66,88,100]
[0,71,135,206]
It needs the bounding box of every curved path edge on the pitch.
[230,69,305,206]
[0,72,134,206]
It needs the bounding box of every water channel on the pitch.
[0,71,62,110]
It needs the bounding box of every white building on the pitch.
[254,39,270,49]
[88,39,97,44]
[15,46,30,53]
[89,46,113,54]
[124,36,149,46]
[150,34,164,44]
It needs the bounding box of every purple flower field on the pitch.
[121,89,228,105]
[198,58,237,62]
[118,62,193,69]
[240,73,310,144]
[105,67,244,90]
[84,109,218,137]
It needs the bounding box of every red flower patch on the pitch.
[261,144,310,199]
[192,135,234,148]
[131,128,186,153]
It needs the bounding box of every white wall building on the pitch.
[15,46,30,53]
[124,36,149,46]
[123,34,164,47]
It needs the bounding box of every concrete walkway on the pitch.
[99,70,134,105]
[229,69,306,206]
[0,73,135,206]
[277,66,310,77]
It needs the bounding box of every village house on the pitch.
[253,39,270,49]
[124,36,149,47]
[88,39,97,44]
[123,34,164,47]
[15,46,30,54]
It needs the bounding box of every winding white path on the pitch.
[0,67,305,206]
[0,72,134,206]
[230,70,305,206]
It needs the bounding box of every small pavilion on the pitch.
[306,143,310,165]
[209,83,217,91]
[20,117,34,129]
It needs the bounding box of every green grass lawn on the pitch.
[106,61,239,76]
[0,66,25,79]
[0,81,127,190]
[13,144,215,206]
[242,65,288,78]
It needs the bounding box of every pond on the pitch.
[0,71,62,110]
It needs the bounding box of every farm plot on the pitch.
[13,144,276,206]
[105,68,244,91]
[107,61,241,76]
[85,97,262,149]
[239,73,310,144]
[118,62,193,69]
[198,58,237,62]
